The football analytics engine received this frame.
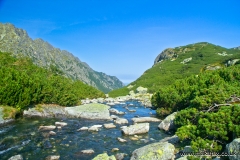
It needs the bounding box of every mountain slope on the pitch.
[0,23,124,93]
[109,42,240,97]
[0,52,105,110]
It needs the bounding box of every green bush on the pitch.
[151,65,240,152]
[0,52,105,110]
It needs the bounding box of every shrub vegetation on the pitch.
[151,65,240,153]
[0,52,105,111]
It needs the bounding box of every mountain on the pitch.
[0,23,124,93]
[109,42,240,97]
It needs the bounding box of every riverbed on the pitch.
[0,100,169,160]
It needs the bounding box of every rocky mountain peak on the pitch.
[154,48,177,65]
[0,22,124,93]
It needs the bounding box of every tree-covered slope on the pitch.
[0,52,105,111]
[0,23,124,93]
[109,42,240,97]
[151,64,240,153]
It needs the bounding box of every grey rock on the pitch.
[88,126,100,132]
[129,109,136,112]
[226,138,240,160]
[114,118,128,125]
[180,57,192,64]
[115,153,127,160]
[154,48,177,65]
[205,65,222,71]
[225,59,240,67]
[109,108,124,115]
[24,103,111,120]
[130,142,175,160]
[117,137,127,143]
[122,123,149,135]
[158,112,177,131]
[39,125,56,131]
[159,135,179,144]
[45,155,60,160]
[132,117,161,124]
[65,103,111,120]
[80,149,95,154]
[92,125,103,128]
[77,127,88,131]
[49,131,56,136]
[23,105,66,118]
[8,155,23,160]
[104,123,116,129]
[111,148,119,152]
[55,122,67,127]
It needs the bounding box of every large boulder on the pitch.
[226,138,240,160]
[24,103,111,120]
[158,112,177,131]
[130,142,175,160]
[122,123,149,135]
[132,117,161,124]
[23,105,67,118]
[65,103,111,120]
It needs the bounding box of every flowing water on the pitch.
[0,100,169,160]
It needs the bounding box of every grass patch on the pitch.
[0,105,18,119]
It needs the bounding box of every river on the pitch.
[0,100,169,160]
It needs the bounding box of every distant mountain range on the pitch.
[0,23,124,93]
[109,42,240,97]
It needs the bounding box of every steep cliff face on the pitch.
[0,23,124,93]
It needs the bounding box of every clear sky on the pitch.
[0,0,240,84]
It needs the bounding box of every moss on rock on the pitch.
[130,142,175,160]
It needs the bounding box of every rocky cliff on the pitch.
[0,23,124,93]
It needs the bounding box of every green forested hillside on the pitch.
[0,52,105,111]
[109,42,240,97]
[151,65,240,153]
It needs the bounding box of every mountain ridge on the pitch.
[109,42,240,97]
[0,23,124,93]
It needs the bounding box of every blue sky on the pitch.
[0,0,240,84]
